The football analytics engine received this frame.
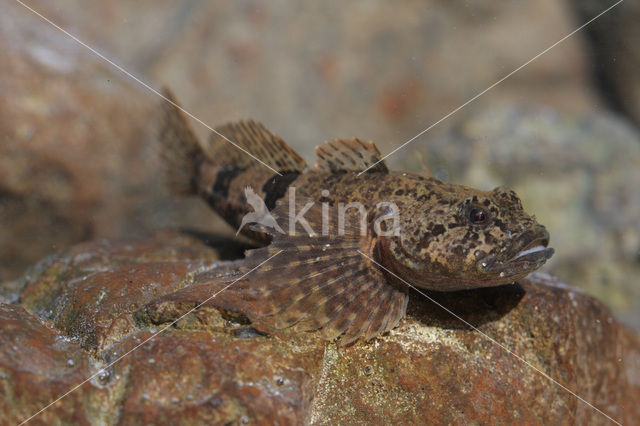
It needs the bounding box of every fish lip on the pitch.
[480,226,554,274]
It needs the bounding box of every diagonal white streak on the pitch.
[13,0,283,176]
[358,0,624,175]
[357,250,621,425]
[18,250,284,425]
[11,0,626,423]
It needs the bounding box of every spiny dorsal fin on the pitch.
[206,120,306,173]
[315,138,389,173]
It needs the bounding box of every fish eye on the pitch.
[469,208,488,225]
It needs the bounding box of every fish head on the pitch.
[378,182,554,291]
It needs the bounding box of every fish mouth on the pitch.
[481,226,554,275]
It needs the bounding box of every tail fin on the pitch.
[158,88,204,195]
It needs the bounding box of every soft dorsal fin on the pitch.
[206,120,307,173]
[315,138,388,173]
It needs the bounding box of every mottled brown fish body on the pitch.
[196,162,444,227]
[159,89,554,344]
[197,162,548,287]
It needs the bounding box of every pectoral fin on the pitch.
[243,197,407,344]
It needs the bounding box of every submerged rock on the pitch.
[1,233,638,424]
[0,3,226,285]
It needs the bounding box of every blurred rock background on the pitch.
[1,1,638,328]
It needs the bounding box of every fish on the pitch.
[158,88,554,345]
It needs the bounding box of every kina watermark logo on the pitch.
[236,187,285,235]
[236,186,401,237]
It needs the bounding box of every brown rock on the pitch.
[0,3,226,284]
[16,232,237,352]
[2,233,638,424]
[0,304,107,424]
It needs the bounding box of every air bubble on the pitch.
[98,369,111,382]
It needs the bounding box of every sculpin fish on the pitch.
[159,89,554,345]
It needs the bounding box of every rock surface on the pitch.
[1,233,638,424]
[0,3,230,285]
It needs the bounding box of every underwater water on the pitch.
[1,1,638,424]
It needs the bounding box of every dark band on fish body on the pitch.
[262,172,300,210]
[213,166,245,198]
